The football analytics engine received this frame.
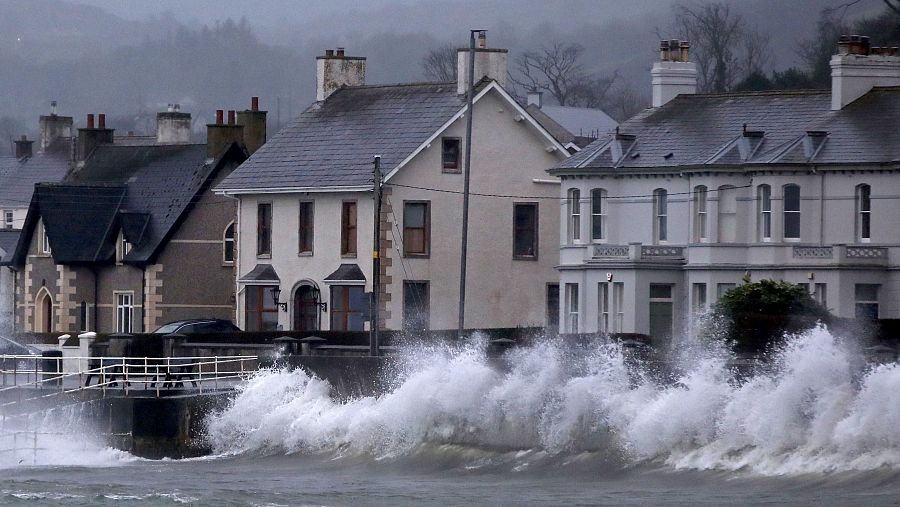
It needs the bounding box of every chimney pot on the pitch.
[98,114,106,129]
[251,96,259,111]
[21,134,27,141]
[336,47,345,57]
[87,114,95,129]
[477,31,487,49]
[50,101,58,115]
[325,49,334,57]
[659,40,670,61]
[216,109,224,124]
[167,103,174,112]
[679,41,690,62]
[227,110,236,125]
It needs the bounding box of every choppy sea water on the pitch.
[2,326,899,506]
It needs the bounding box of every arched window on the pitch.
[693,185,707,241]
[35,289,53,333]
[757,184,772,241]
[855,184,871,242]
[653,188,667,243]
[783,184,801,240]
[590,188,607,241]
[223,222,235,264]
[717,185,737,243]
[567,188,581,242]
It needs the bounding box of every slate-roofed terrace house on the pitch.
[549,37,900,346]
[216,40,571,333]
[7,102,266,334]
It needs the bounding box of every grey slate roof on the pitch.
[0,152,72,209]
[217,82,464,191]
[536,104,618,138]
[324,263,366,282]
[12,142,246,266]
[555,87,900,172]
[0,229,21,264]
[239,264,280,283]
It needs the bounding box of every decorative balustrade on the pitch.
[641,245,685,258]
[592,245,629,258]
[845,246,887,259]
[792,246,833,259]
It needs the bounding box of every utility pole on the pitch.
[371,155,382,356]
[457,29,484,339]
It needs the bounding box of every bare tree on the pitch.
[511,41,619,109]
[742,27,773,77]
[886,0,900,15]
[604,84,648,122]
[672,2,745,93]
[512,42,586,106]
[422,44,457,82]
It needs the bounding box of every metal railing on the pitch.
[0,355,257,401]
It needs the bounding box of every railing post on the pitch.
[122,358,128,395]
[214,356,219,391]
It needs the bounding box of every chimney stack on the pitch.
[526,91,543,108]
[236,96,267,155]
[207,108,244,159]
[830,34,900,110]
[14,135,34,159]
[39,101,74,153]
[76,113,114,162]
[456,32,509,95]
[316,47,367,101]
[651,39,697,107]
[156,103,192,144]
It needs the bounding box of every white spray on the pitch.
[206,326,900,475]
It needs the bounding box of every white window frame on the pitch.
[612,282,624,333]
[854,284,879,320]
[693,283,707,313]
[693,186,707,242]
[783,184,801,241]
[564,283,579,333]
[114,291,135,333]
[567,188,581,243]
[598,282,610,333]
[855,184,871,243]
[758,184,772,241]
[590,188,607,242]
[717,185,737,243]
[3,210,12,229]
[223,221,236,264]
[653,188,667,244]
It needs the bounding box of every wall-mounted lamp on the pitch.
[270,287,288,312]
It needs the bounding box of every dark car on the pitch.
[152,319,240,335]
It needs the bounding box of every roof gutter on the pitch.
[216,184,373,196]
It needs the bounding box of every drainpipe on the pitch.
[819,168,825,246]
[91,267,98,332]
[141,265,146,332]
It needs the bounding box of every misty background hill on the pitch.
[0,0,891,154]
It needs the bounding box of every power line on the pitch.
[383,182,756,200]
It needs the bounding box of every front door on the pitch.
[293,285,319,331]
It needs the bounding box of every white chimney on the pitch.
[456,33,509,95]
[156,108,192,144]
[830,35,900,110]
[651,39,697,108]
[316,48,366,101]
[527,91,543,108]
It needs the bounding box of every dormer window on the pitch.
[116,232,131,263]
[442,138,460,172]
[39,220,51,255]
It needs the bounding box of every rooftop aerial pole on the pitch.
[458,29,484,339]
[371,155,382,356]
